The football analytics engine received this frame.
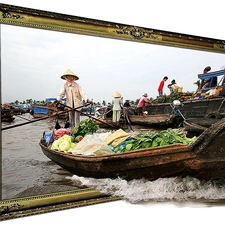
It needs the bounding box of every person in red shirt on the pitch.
[158,76,168,96]
[137,93,153,116]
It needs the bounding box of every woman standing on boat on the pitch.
[56,69,93,128]
[112,91,123,125]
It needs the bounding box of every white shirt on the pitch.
[57,82,88,108]
[112,97,122,110]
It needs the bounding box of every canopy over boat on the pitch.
[198,69,225,81]
[197,69,225,89]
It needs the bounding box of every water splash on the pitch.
[69,175,225,203]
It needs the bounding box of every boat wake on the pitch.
[68,175,225,203]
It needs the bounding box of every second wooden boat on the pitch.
[128,114,183,128]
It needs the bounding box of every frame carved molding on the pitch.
[0,3,225,53]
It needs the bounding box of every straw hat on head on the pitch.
[61,69,79,80]
[143,93,148,97]
[112,91,121,98]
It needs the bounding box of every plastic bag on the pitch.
[71,132,114,156]
[54,128,71,140]
[45,131,54,143]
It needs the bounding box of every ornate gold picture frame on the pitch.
[0,3,225,221]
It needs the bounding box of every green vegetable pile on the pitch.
[72,118,99,137]
[110,128,197,153]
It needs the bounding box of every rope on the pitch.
[217,97,225,113]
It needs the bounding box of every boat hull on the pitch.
[1,117,15,122]
[183,117,221,134]
[40,118,225,181]
[40,141,192,180]
[128,114,182,128]
[147,97,225,119]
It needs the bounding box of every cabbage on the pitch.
[58,140,71,151]
[50,139,61,150]
[68,142,76,152]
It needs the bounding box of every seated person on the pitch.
[206,87,219,97]
[167,84,174,95]
[170,80,183,93]
[124,100,131,107]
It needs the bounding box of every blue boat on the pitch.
[30,98,67,118]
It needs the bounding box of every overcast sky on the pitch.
[1,0,225,104]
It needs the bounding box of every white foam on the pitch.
[68,175,225,203]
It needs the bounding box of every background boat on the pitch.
[128,114,183,128]
[146,69,225,120]
[1,108,15,123]
[183,117,221,135]
[30,98,68,119]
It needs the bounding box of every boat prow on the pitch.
[184,118,225,180]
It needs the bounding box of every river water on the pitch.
[2,113,225,208]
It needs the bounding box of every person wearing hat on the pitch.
[95,107,102,118]
[136,93,153,116]
[112,91,123,125]
[56,69,93,128]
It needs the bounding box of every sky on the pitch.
[1,0,225,105]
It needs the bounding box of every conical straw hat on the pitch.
[61,69,79,80]
[112,91,121,97]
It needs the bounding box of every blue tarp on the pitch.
[33,107,48,114]
[45,98,57,101]
[45,98,66,102]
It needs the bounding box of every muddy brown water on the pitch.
[2,114,225,207]
[1,113,83,200]
[1,113,153,200]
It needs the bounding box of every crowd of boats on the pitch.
[2,68,225,133]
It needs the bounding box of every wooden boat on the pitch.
[1,108,15,123]
[40,118,225,181]
[146,69,225,119]
[94,116,114,128]
[1,116,15,123]
[183,117,221,134]
[30,105,51,118]
[30,98,68,119]
[128,114,183,128]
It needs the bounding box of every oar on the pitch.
[14,114,32,122]
[122,106,134,131]
[1,104,87,131]
[57,102,118,129]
